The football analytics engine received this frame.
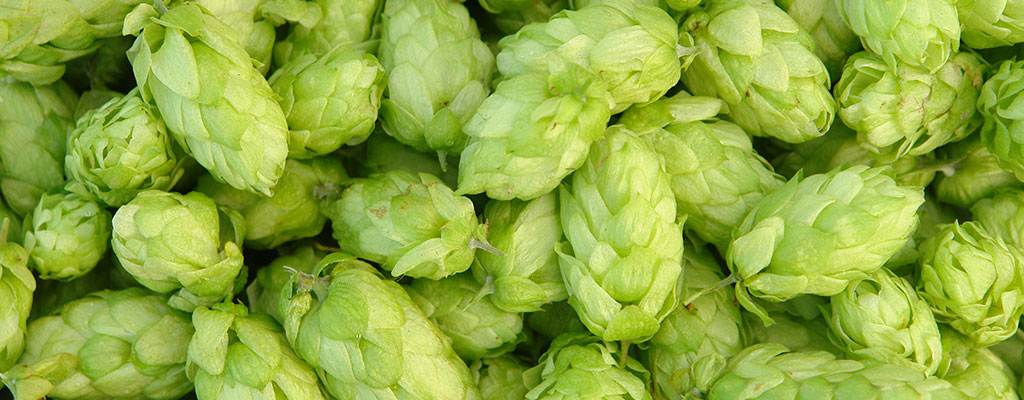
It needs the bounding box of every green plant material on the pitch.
[496,0,680,113]
[988,332,1024,377]
[271,0,382,65]
[196,0,280,74]
[524,301,588,344]
[362,133,459,188]
[917,221,1024,347]
[0,79,77,216]
[824,268,943,374]
[324,170,487,280]
[270,44,385,158]
[187,302,329,400]
[484,0,568,36]
[644,243,746,400]
[682,0,836,143]
[977,59,1024,185]
[939,329,1019,400]
[934,135,1024,209]
[29,254,138,320]
[957,0,1024,49]
[64,88,188,207]
[245,244,325,324]
[472,356,530,400]
[727,165,924,323]
[835,0,960,72]
[378,0,494,159]
[22,191,111,281]
[524,332,651,399]
[456,65,613,201]
[558,126,684,342]
[774,0,861,78]
[124,2,289,196]
[886,194,956,273]
[0,197,22,244]
[279,252,481,399]
[972,189,1024,251]
[2,288,193,400]
[472,192,566,313]
[196,157,348,249]
[743,310,843,356]
[0,231,34,371]
[111,190,247,311]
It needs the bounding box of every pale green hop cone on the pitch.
[972,189,1024,250]
[524,332,652,400]
[0,228,34,371]
[271,0,382,65]
[472,356,530,400]
[774,0,861,79]
[957,0,1024,49]
[977,59,1024,184]
[939,330,1019,400]
[22,191,111,281]
[835,0,960,72]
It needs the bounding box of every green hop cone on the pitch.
[472,356,530,400]
[196,0,279,74]
[456,65,613,201]
[743,309,843,355]
[22,191,111,281]
[523,332,652,400]
[976,60,1024,184]
[973,190,1024,250]
[704,343,969,400]
[496,0,680,113]
[824,268,943,375]
[917,221,1024,347]
[196,157,348,249]
[835,0,960,72]
[957,0,1024,49]
[408,273,525,361]
[644,243,746,399]
[472,192,567,313]
[271,0,382,65]
[111,190,247,312]
[2,288,193,400]
[269,44,385,158]
[324,170,488,280]
[362,133,459,188]
[64,88,188,207]
[377,0,494,159]
[0,79,77,216]
[279,252,481,399]
[774,0,861,78]
[245,244,324,324]
[682,0,836,143]
[621,92,785,250]
[834,51,986,159]
[0,228,34,371]
[558,126,684,342]
[0,0,146,85]
[187,302,329,400]
[939,333,1019,400]
[124,2,289,196]
[934,135,1024,208]
[726,165,924,322]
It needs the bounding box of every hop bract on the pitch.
[472,356,530,400]
[835,0,960,72]
[196,0,279,74]
[957,0,1024,49]
[23,191,111,281]
[272,0,382,65]
[524,332,652,400]
[0,233,34,371]
[972,189,1024,250]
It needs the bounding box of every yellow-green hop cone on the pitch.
[196,0,279,74]
[682,0,835,144]
[726,165,924,323]
[245,244,324,324]
[917,221,1024,347]
[269,44,385,158]
[643,243,746,400]
[271,0,381,65]
[64,89,188,208]
[111,190,247,312]
[524,332,652,400]
[972,189,1024,250]
[824,268,943,375]
[196,157,348,249]
[774,0,861,79]
[2,288,194,400]
[558,126,684,343]
[187,302,329,400]
[957,0,1024,49]
[934,135,1023,208]
[0,229,34,371]
[977,60,1024,184]
[939,328,1019,400]
[22,191,111,281]
[496,0,680,113]
[472,192,566,313]
[324,170,487,280]
[472,356,530,400]
[834,51,986,160]
[457,65,613,201]
[124,2,289,196]
[0,79,77,216]
[378,0,494,158]
[835,0,959,73]
[279,253,481,400]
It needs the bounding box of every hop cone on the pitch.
[279,253,481,400]
[377,0,494,158]
[324,170,488,280]
[269,44,385,158]
[196,156,348,249]
[939,334,1019,400]
[0,197,20,243]
[124,2,289,196]
[0,231,34,371]
[682,0,835,143]
[456,65,613,201]
[972,190,1024,250]
[726,165,924,322]
[934,135,1023,208]
[472,356,530,400]
[472,192,566,313]
[824,268,943,374]
[558,126,684,342]
[916,221,1024,347]
[523,332,652,400]
[835,0,960,72]
[496,0,680,113]
[834,51,986,159]
[0,79,76,216]
[362,133,459,188]
[111,190,247,311]
[245,244,324,324]
[64,88,188,207]
[644,243,746,399]
[976,60,1024,183]
[774,0,861,78]
[22,192,111,281]
[196,0,279,74]
[2,288,193,400]
[957,0,1024,49]
[187,303,329,400]
[272,0,382,65]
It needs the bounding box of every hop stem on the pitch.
[683,274,738,308]
[470,237,505,257]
